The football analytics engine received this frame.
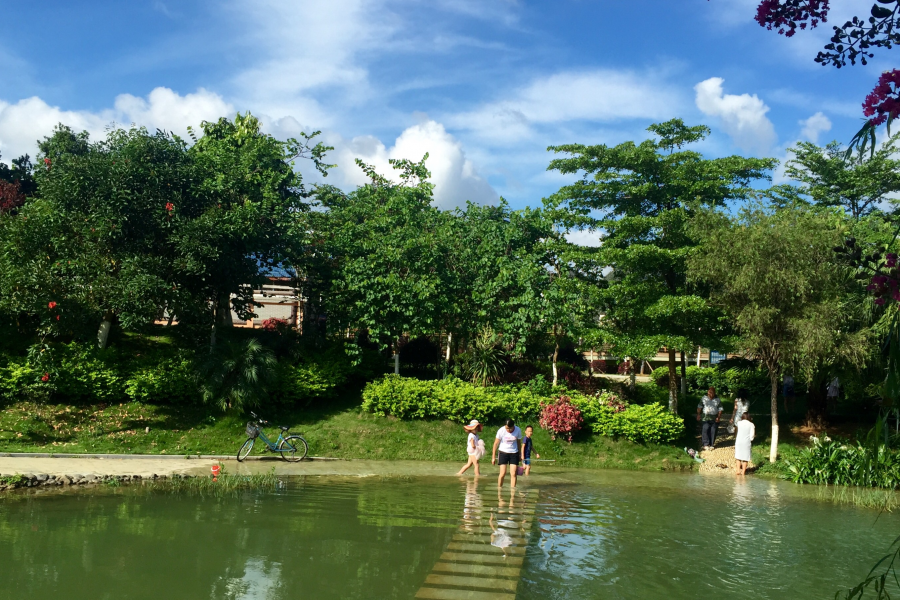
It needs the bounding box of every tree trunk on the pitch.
[552,336,560,387]
[97,312,115,349]
[680,350,687,395]
[769,370,780,463]
[668,348,678,414]
[218,292,233,327]
[210,296,219,352]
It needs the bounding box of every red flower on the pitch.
[41,373,49,382]
[755,0,829,37]
[56,315,60,321]
[48,301,57,309]
[165,202,175,212]
[43,158,51,166]
[863,70,900,126]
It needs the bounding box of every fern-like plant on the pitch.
[198,338,277,410]
[465,326,507,386]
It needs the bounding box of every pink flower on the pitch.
[48,301,57,309]
[755,0,829,37]
[165,202,174,212]
[876,297,887,305]
[863,70,900,126]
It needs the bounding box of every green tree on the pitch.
[689,205,867,461]
[0,125,195,347]
[178,113,329,349]
[785,136,900,219]
[546,119,775,412]
[307,157,448,353]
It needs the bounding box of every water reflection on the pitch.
[1,474,899,599]
[520,476,900,599]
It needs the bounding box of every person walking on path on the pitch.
[457,420,484,477]
[523,425,540,476]
[492,419,524,488]
[697,387,723,450]
[734,413,756,475]
[729,388,750,434]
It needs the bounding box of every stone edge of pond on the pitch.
[0,452,342,461]
[0,472,178,492]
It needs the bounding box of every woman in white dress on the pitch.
[734,413,755,475]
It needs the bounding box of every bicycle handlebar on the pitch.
[250,411,268,426]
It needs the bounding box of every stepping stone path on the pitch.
[416,488,539,600]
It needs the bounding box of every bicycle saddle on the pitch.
[279,426,289,431]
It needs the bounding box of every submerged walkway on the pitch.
[416,487,539,600]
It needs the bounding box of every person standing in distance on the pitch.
[696,387,723,451]
[492,419,524,487]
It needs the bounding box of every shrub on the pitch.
[363,377,684,445]
[124,351,199,404]
[198,338,277,411]
[36,342,126,402]
[784,436,900,489]
[601,403,685,444]
[572,391,683,444]
[651,367,674,388]
[590,359,607,374]
[656,364,769,398]
[539,396,584,442]
[465,327,508,386]
[272,356,350,405]
[362,375,547,423]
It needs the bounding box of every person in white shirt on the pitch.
[492,419,524,488]
[734,413,756,475]
[456,420,484,477]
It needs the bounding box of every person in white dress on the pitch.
[734,413,755,475]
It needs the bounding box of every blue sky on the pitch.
[0,0,889,211]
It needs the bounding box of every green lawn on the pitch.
[0,388,697,472]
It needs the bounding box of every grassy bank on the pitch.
[0,387,697,472]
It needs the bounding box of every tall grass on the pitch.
[149,466,280,496]
[802,484,900,512]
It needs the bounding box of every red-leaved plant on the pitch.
[539,395,583,443]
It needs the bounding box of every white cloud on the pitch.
[565,229,602,247]
[331,119,497,209]
[112,87,234,135]
[0,88,234,161]
[449,69,682,144]
[694,77,777,154]
[799,111,831,143]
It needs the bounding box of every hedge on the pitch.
[362,376,685,444]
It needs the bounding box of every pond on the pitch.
[0,468,897,599]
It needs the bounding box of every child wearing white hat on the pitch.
[456,419,485,476]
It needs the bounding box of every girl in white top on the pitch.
[734,413,755,475]
[457,420,484,476]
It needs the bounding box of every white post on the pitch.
[393,353,400,375]
[696,346,702,367]
[446,332,452,362]
[97,319,112,349]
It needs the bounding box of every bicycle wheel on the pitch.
[237,438,254,462]
[278,435,308,462]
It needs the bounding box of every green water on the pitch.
[0,470,898,599]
